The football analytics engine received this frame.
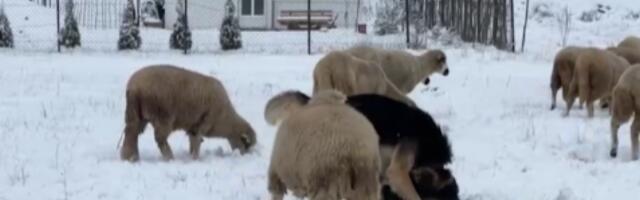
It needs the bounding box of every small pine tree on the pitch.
[169,0,192,50]
[59,0,81,48]
[118,0,141,50]
[0,5,14,48]
[219,0,241,50]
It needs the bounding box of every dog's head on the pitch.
[382,166,459,200]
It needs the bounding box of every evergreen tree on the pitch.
[59,0,81,48]
[169,0,191,50]
[118,0,141,50]
[219,0,241,50]
[0,5,14,48]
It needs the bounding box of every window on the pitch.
[242,0,252,15]
[254,0,264,15]
[241,0,264,16]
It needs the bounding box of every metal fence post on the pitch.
[56,0,61,52]
[405,0,410,48]
[509,0,515,52]
[184,0,188,55]
[307,0,311,55]
[136,0,141,26]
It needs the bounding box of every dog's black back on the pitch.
[346,94,453,166]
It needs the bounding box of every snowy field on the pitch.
[1,51,639,200]
[1,0,640,200]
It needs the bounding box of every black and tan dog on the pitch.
[265,91,458,200]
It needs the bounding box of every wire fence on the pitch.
[7,0,515,54]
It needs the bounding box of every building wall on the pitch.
[164,0,227,30]
[163,0,359,30]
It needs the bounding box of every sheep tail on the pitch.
[264,90,311,126]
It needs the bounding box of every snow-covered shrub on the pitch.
[169,0,191,50]
[59,0,81,48]
[374,0,403,36]
[624,10,640,20]
[118,0,141,50]
[531,3,554,22]
[219,0,241,50]
[579,4,610,22]
[0,6,13,48]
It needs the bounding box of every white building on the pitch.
[164,0,360,30]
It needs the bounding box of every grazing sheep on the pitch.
[312,51,415,106]
[609,64,640,160]
[550,46,586,110]
[617,36,640,50]
[346,45,449,93]
[265,90,457,200]
[565,48,630,118]
[266,90,381,200]
[607,46,640,65]
[120,65,256,162]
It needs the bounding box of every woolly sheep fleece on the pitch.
[550,46,585,110]
[565,48,630,118]
[266,90,381,200]
[120,65,256,162]
[607,46,640,65]
[346,45,449,94]
[617,35,640,50]
[610,64,640,161]
[312,50,415,106]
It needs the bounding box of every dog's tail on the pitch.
[264,90,311,126]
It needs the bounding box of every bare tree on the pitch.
[557,6,572,47]
[521,0,529,51]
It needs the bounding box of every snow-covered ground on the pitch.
[1,0,640,200]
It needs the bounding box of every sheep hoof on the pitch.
[550,104,556,110]
[610,149,618,158]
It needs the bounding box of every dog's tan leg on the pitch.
[386,140,420,200]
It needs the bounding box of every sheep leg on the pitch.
[188,133,203,160]
[610,119,621,158]
[120,121,147,162]
[600,96,611,109]
[153,124,174,160]
[563,96,575,117]
[586,100,595,118]
[551,87,558,110]
[631,119,640,161]
[386,140,420,200]
[268,170,286,200]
